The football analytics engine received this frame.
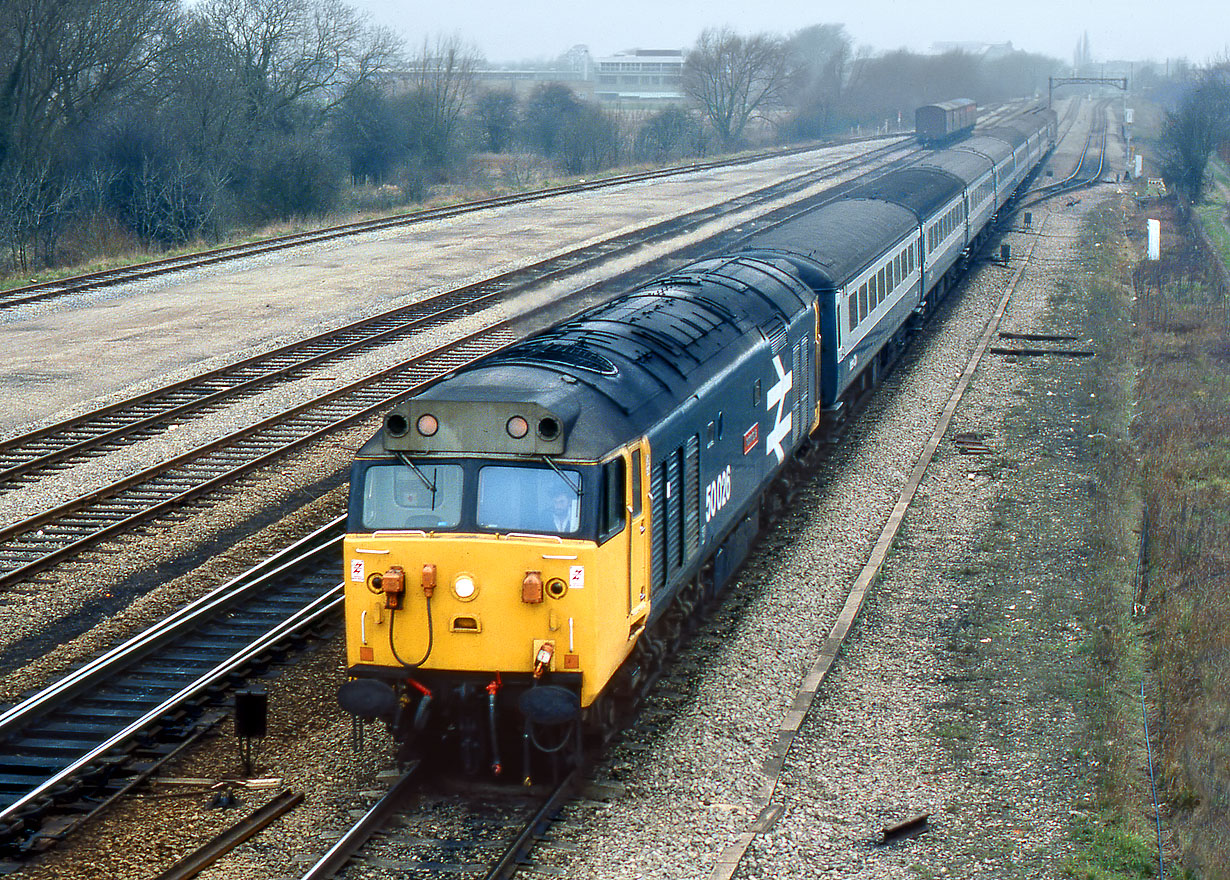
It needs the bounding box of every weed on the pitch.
[1062,812,1158,879]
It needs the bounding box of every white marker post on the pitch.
[1147,219,1161,261]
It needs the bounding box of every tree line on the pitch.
[2,2,1066,275]
[1155,63,1230,210]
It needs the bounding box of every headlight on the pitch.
[454,574,477,601]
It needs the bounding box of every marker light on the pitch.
[454,574,477,600]
[506,415,529,439]
[416,413,439,436]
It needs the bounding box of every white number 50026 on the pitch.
[704,465,732,523]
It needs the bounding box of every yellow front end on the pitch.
[344,530,648,709]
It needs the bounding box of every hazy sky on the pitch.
[350,0,1227,65]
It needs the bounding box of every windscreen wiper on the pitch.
[398,453,438,501]
[542,455,581,496]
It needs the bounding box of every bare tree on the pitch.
[475,89,519,153]
[784,24,853,137]
[194,0,400,129]
[402,34,482,166]
[0,0,172,267]
[682,28,793,147]
[519,84,617,173]
[1158,64,1230,209]
[0,160,83,269]
[0,0,172,167]
[635,106,706,162]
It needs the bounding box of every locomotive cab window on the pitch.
[599,457,626,542]
[360,463,463,531]
[478,465,581,535]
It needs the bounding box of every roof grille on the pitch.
[498,341,618,375]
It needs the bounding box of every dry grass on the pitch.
[1133,199,1230,877]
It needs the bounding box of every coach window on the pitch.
[753,379,762,406]
[705,420,716,448]
[848,293,857,331]
[599,457,626,542]
[859,283,868,320]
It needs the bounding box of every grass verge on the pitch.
[1133,182,1230,877]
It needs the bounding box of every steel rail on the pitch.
[152,789,305,880]
[483,770,581,880]
[0,518,342,738]
[0,328,503,589]
[1019,100,1111,207]
[296,769,422,880]
[0,582,343,826]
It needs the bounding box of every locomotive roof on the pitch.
[363,256,814,460]
[914,149,993,185]
[844,167,965,219]
[738,198,918,288]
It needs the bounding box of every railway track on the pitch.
[1020,98,1111,207]
[296,769,578,880]
[0,137,902,314]
[0,139,927,595]
[0,520,344,854]
[0,99,1052,871]
[0,500,590,868]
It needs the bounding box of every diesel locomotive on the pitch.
[338,106,1057,776]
